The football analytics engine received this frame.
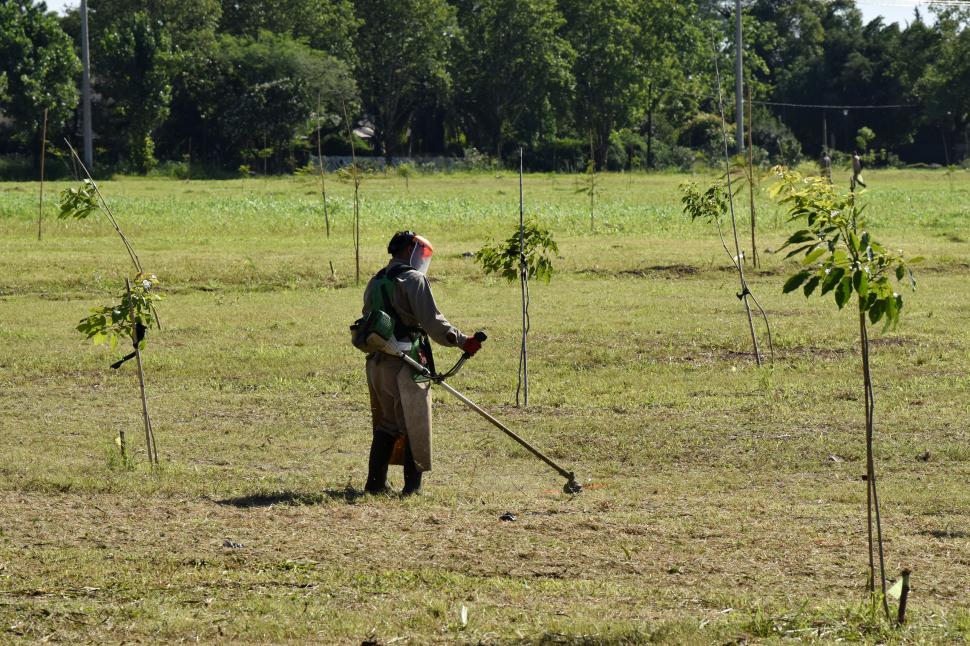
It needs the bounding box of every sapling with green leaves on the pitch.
[681,180,772,365]
[58,146,162,465]
[396,163,415,192]
[770,166,921,619]
[476,218,557,407]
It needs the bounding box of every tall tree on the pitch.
[453,0,574,160]
[0,0,79,163]
[61,0,222,167]
[918,8,970,158]
[635,0,708,169]
[95,11,172,172]
[353,0,458,161]
[559,0,643,169]
[219,0,358,64]
[188,33,357,170]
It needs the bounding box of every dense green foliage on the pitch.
[0,0,79,160]
[2,0,970,172]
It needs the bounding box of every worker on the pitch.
[360,231,481,496]
[851,153,867,192]
[821,150,832,184]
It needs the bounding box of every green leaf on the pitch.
[779,229,815,250]
[896,265,905,281]
[848,230,860,253]
[883,295,899,331]
[803,275,821,297]
[834,276,852,309]
[783,271,811,294]
[869,298,885,324]
[852,270,869,300]
[802,247,826,265]
[821,267,845,295]
[908,256,925,264]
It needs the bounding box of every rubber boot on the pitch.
[401,439,423,496]
[365,431,395,494]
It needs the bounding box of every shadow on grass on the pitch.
[215,488,366,508]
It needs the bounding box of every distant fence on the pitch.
[311,155,483,172]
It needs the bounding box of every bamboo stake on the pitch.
[127,278,158,466]
[64,140,143,272]
[516,147,529,407]
[588,131,595,232]
[860,313,889,617]
[746,85,758,268]
[317,92,330,238]
[341,100,361,285]
[38,108,48,241]
[65,139,161,329]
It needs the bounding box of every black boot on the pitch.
[365,431,395,494]
[401,439,423,496]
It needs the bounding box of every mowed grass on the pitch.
[0,168,969,643]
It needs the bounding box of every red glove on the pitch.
[462,336,482,356]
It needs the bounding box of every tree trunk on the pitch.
[646,107,654,170]
[594,126,610,171]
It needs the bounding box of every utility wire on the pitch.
[667,87,919,110]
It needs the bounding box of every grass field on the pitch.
[1,168,969,643]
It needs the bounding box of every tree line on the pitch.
[1,0,968,176]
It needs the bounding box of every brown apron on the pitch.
[366,353,433,471]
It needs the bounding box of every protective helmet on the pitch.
[387,230,433,275]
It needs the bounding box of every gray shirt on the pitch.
[362,259,467,348]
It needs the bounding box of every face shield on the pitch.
[409,235,434,275]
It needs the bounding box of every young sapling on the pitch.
[58,146,164,464]
[770,166,921,619]
[339,100,373,285]
[476,214,557,407]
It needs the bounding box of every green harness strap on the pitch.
[370,264,422,362]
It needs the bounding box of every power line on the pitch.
[667,87,918,110]
[754,100,918,109]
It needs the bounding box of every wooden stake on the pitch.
[38,108,48,241]
[126,278,158,467]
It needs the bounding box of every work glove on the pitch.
[462,336,482,356]
[462,331,487,356]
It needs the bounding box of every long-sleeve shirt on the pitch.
[362,260,467,348]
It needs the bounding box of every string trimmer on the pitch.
[396,332,583,494]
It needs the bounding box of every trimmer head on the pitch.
[563,476,583,495]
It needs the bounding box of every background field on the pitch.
[1,169,969,643]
